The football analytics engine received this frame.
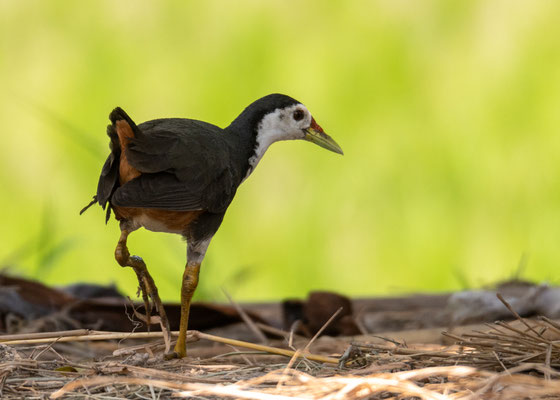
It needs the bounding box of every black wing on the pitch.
[111,118,238,213]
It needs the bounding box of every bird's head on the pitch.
[229,94,343,179]
[256,100,343,155]
[248,94,343,156]
[229,94,343,158]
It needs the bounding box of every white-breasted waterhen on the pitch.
[81,93,343,358]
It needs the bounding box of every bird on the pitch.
[81,93,343,358]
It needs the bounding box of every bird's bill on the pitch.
[304,118,343,155]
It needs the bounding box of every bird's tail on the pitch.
[80,107,141,223]
[109,107,143,140]
[109,107,141,185]
[79,195,98,215]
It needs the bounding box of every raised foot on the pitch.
[114,242,172,354]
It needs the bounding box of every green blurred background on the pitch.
[1,1,560,302]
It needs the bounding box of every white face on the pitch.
[244,103,313,181]
[257,103,312,143]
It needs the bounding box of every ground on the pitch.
[1,276,560,399]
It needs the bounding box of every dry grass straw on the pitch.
[2,293,560,399]
[223,288,268,344]
[18,362,560,400]
[1,319,560,399]
[0,329,339,364]
[351,295,560,374]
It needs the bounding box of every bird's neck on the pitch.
[225,108,270,182]
[227,121,286,183]
[243,130,278,181]
[222,129,259,184]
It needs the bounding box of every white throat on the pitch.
[247,129,279,173]
[243,104,311,181]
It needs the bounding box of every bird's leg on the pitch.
[115,229,172,352]
[172,261,200,358]
[171,238,210,358]
[115,230,151,321]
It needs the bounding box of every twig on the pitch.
[1,329,339,364]
[496,293,543,339]
[31,339,61,361]
[194,331,339,365]
[222,288,267,344]
[50,376,194,399]
[278,307,344,388]
[0,329,90,341]
[492,351,510,375]
[303,307,343,353]
[540,316,560,335]
[112,340,167,357]
[545,344,552,381]
[0,331,174,345]
[255,323,301,340]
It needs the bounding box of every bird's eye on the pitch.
[293,109,304,121]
